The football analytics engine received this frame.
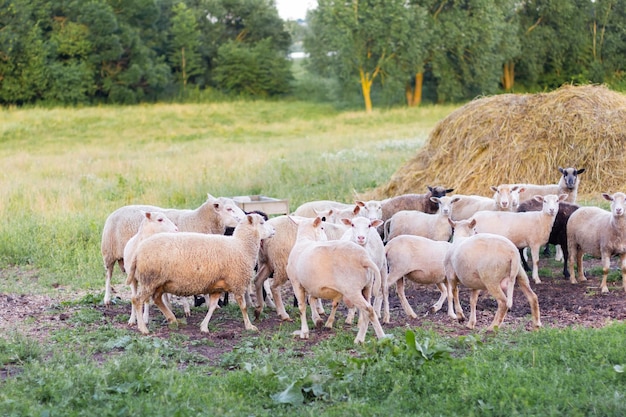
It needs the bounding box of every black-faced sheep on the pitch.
[567,192,626,293]
[127,213,275,334]
[514,166,585,204]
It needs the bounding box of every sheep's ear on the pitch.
[144,211,152,220]
[469,218,477,228]
[517,187,526,193]
[490,185,498,193]
[207,193,216,200]
[313,217,323,227]
[430,196,439,203]
[602,193,614,202]
[371,219,384,228]
[246,214,255,224]
[341,218,352,226]
[445,188,455,193]
[355,201,364,207]
[558,167,564,174]
[287,215,300,225]
[427,185,433,192]
[451,197,461,204]
[533,195,544,202]
[559,194,569,201]
[577,168,586,175]
[353,205,361,214]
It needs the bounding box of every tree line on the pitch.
[1,0,625,109]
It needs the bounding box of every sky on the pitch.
[275,0,317,20]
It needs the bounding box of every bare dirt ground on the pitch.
[1,253,625,365]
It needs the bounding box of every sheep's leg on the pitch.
[309,296,324,327]
[104,263,114,306]
[620,254,626,293]
[519,248,531,272]
[375,269,390,324]
[484,283,508,331]
[467,289,480,329]
[567,247,578,284]
[324,298,341,329]
[396,277,418,319]
[516,269,542,329]
[234,292,258,332]
[132,292,152,335]
[447,276,465,322]
[345,307,356,325]
[270,273,291,322]
[554,244,564,262]
[200,293,222,333]
[431,282,448,313]
[562,243,571,279]
[263,279,276,309]
[181,296,191,317]
[352,295,385,344]
[600,252,611,293]
[575,249,587,283]
[529,245,542,284]
[152,287,177,325]
[290,280,309,339]
[314,297,325,316]
[128,279,138,325]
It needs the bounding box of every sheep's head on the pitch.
[559,167,585,190]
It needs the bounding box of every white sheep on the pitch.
[471,194,568,284]
[127,213,275,334]
[286,216,386,344]
[514,166,585,204]
[385,235,451,319]
[383,196,460,243]
[355,200,383,221]
[450,184,521,221]
[123,211,179,325]
[340,217,389,324]
[445,218,542,330]
[100,194,246,306]
[292,200,353,218]
[253,215,348,321]
[566,192,626,293]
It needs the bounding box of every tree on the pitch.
[306,0,419,112]
[169,2,203,89]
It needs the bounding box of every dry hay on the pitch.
[373,84,626,201]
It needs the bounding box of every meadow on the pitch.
[0,101,625,416]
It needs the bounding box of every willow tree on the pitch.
[305,0,421,112]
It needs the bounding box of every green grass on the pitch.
[1,100,625,416]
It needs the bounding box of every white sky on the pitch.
[275,0,317,20]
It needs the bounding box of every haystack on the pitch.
[374,84,626,201]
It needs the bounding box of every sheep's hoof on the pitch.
[314,319,324,329]
[533,278,542,284]
[254,309,262,320]
[292,330,309,339]
[601,286,609,294]
[280,316,293,322]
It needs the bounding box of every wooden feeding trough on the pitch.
[232,195,289,216]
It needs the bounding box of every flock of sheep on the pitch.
[100,167,626,344]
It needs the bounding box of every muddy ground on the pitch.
[1,252,625,365]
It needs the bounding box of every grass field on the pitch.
[1,101,625,416]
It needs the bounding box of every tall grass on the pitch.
[0,101,456,293]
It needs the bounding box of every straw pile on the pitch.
[373,84,626,201]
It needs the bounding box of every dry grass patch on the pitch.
[372,84,626,200]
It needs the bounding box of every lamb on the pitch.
[450,184,522,221]
[471,194,568,284]
[123,211,179,325]
[286,216,386,344]
[516,198,580,279]
[566,192,626,293]
[101,193,246,305]
[127,213,275,334]
[253,215,348,321]
[340,217,389,324]
[383,196,460,243]
[445,218,542,330]
[385,235,451,319]
[514,166,585,204]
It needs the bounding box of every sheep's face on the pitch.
[432,196,459,217]
[140,211,179,234]
[343,217,383,246]
[356,200,383,221]
[604,192,626,217]
[538,194,563,217]
[491,184,519,210]
[559,167,585,190]
[217,198,247,227]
